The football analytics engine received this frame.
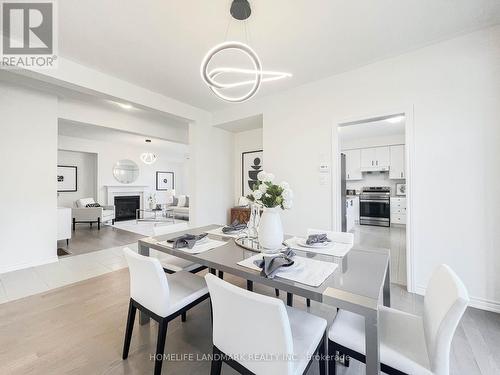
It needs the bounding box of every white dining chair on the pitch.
[152,225,205,274]
[122,248,209,375]
[327,264,469,375]
[205,273,327,375]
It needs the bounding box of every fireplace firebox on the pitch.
[114,195,140,222]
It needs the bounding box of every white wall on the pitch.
[234,128,263,203]
[188,122,234,226]
[213,26,500,312]
[57,150,97,207]
[0,83,58,273]
[58,135,188,206]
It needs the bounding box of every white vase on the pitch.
[258,207,284,252]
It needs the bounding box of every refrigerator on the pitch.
[341,153,347,232]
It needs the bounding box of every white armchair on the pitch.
[72,197,115,230]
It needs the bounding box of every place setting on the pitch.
[284,230,353,257]
[159,233,227,254]
[205,219,248,238]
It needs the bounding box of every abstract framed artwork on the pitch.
[57,165,77,192]
[156,171,175,191]
[242,150,263,197]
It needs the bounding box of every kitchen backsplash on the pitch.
[346,171,405,195]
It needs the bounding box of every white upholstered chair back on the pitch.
[123,248,171,317]
[205,273,295,374]
[76,197,95,208]
[423,264,469,375]
[307,228,354,245]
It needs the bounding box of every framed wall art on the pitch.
[57,165,77,192]
[156,171,175,191]
[242,150,263,197]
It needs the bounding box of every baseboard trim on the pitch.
[468,296,500,313]
[0,256,58,275]
[413,285,500,313]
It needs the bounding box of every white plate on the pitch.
[296,238,333,249]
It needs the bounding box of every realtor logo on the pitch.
[1,1,57,68]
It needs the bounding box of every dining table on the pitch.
[137,224,391,375]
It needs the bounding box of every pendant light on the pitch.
[201,0,291,103]
[140,139,158,165]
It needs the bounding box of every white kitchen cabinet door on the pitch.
[389,145,405,179]
[361,148,376,168]
[374,146,390,167]
[344,149,362,180]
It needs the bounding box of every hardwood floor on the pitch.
[0,268,498,374]
[57,225,145,256]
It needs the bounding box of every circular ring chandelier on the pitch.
[200,1,291,103]
[140,139,158,165]
[201,41,291,103]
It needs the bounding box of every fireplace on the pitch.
[114,195,140,222]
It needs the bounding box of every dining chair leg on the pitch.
[275,288,280,297]
[287,292,293,307]
[154,319,168,375]
[328,339,337,375]
[210,345,223,375]
[122,300,137,359]
[306,298,311,307]
[181,311,187,322]
[318,334,326,375]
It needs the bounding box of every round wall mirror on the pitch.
[112,159,139,184]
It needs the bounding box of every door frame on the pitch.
[331,106,416,292]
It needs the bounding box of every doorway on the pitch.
[334,113,412,288]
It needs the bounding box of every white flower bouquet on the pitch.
[246,171,293,210]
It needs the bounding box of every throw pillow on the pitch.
[85,203,101,208]
[172,197,179,206]
[177,195,187,207]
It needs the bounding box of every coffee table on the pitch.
[136,207,175,223]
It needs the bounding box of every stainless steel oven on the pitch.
[359,186,390,227]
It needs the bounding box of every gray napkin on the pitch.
[253,248,295,279]
[306,233,331,245]
[167,233,208,249]
[222,220,247,233]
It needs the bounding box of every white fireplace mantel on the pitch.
[105,185,150,208]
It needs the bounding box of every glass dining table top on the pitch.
[138,224,390,307]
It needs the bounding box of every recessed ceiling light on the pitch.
[387,115,404,124]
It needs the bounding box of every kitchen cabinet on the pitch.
[360,146,390,168]
[390,197,406,225]
[344,149,362,180]
[389,145,405,179]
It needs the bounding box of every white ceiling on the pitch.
[59,1,500,111]
[58,120,189,156]
[339,117,405,142]
[215,114,263,133]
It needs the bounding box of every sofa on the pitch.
[168,195,190,220]
[72,197,115,230]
